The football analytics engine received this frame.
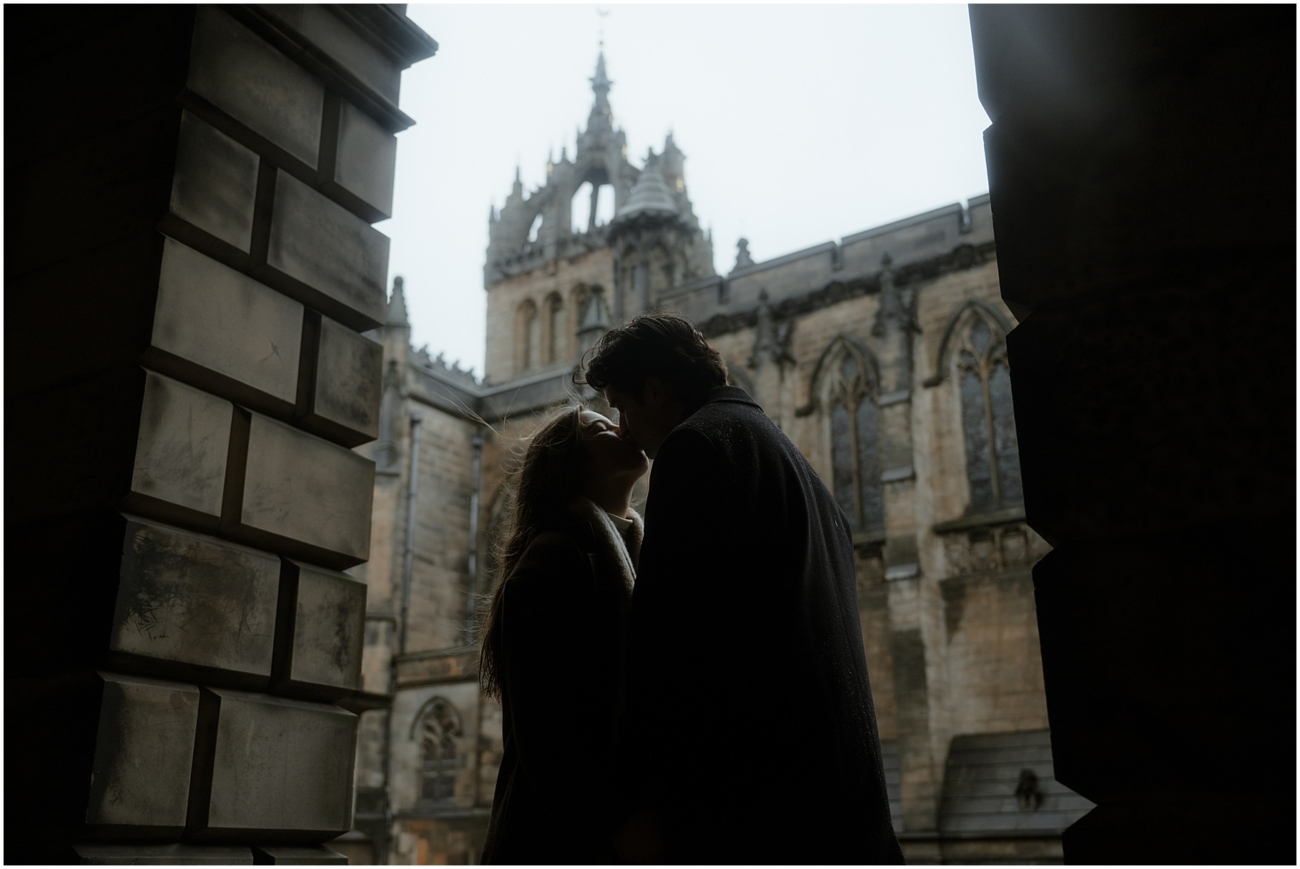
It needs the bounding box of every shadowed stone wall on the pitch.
[969,5,1295,863]
[4,5,436,863]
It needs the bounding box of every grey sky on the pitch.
[382,4,991,378]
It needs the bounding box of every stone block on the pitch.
[124,370,233,529]
[330,100,397,221]
[84,673,200,834]
[150,239,304,414]
[191,689,356,840]
[265,170,390,331]
[111,517,280,680]
[252,845,348,865]
[170,110,260,252]
[75,844,253,864]
[235,413,375,568]
[300,315,382,446]
[186,6,323,170]
[274,560,366,696]
[262,6,402,104]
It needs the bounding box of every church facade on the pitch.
[341,55,1091,865]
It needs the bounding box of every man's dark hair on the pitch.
[580,313,729,410]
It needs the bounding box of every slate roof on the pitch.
[881,730,1093,838]
[938,729,1094,836]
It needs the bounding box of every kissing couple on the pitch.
[478,314,903,865]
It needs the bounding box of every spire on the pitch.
[387,276,409,328]
[585,52,614,134]
[590,51,611,110]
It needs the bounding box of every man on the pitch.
[582,314,903,864]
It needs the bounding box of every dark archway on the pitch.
[970,6,1295,863]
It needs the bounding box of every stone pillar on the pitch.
[869,255,948,840]
[970,6,1294,863]
[5,6,436,863]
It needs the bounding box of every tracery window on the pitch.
[818,337,884,532]
[414,697,462,806]
[951,308,1023,512]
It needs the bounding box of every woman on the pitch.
[479,404,649,864]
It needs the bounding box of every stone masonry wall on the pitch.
[4,6,435,863]
[484,249,615,383]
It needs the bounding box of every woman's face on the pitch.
[577,409,649,485]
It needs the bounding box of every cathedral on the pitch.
[339,54,1092,865]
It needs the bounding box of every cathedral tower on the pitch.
[482,54,714,384]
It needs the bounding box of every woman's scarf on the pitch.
[569,497,642,594]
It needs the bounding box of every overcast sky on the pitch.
[381,4,992,377]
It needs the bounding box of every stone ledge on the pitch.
[934,506,1027,535]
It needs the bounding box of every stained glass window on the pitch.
[821,338,883,531]
[831,401,856,520]
[953,307,1023,512]
[856,397,883,525]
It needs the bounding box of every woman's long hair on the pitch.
[479,405,585,698]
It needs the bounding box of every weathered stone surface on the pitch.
[126,370,233,527]
[186,6,323,169]
[170,110,259,252]
[277,560,366,695]
[238,413,375,567]
[75,843,253,864]
[84,673,200,832]
[262,6,402,104]
[151,239,304,412]
[302,315,382,446]
[266,171,389,330]
[332,100,397,221]
[198,689,356,838]
[112,517,279,678]
[252,845,348,864]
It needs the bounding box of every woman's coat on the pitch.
[481,501,641,865]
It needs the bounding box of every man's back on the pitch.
[621,386,903,864]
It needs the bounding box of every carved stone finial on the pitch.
[732,238,754,273]
[871,252,920,337]
[748,288,794,369]
[387,276,409,328]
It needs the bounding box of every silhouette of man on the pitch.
[582,313,903,864]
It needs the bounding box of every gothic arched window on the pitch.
[515,299,537,374]
[413,697,462,806]
[945,304,1023,512]
[816,337,884,532]
[544,292,564,364]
